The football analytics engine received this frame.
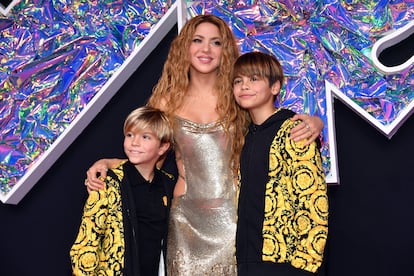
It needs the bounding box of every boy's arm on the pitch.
[70,188,108,275]
[289,131,329,273]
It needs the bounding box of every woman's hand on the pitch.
[290,114,324,146]
[85,158,123,191]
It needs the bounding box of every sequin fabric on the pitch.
[167,116,237,275]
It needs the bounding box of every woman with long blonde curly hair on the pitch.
[148,14,248,180]
[147,15,247,274]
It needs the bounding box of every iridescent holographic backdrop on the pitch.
[0,0,173,196]
[1,0,413,200]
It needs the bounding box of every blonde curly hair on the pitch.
[147,14,248,174]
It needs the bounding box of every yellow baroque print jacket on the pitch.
[70,164,127,275]
[70,161,175,275]
[236,109,329,274]
[264,117,328,273]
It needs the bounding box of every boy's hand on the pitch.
[290,114,323,146]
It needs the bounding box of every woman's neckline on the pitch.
[175,115,221,126]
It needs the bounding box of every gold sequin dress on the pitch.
[166,116,237,275]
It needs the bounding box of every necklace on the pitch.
[272,107,282,115]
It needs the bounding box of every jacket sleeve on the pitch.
[285,121,329,273]
[70,189,108,275]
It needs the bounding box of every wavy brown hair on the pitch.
[147,14,248,174]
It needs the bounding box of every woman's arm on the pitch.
[172,151,186,197]
[290,114,324,146]
[85,158,126,190]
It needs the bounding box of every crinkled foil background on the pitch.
[1,0,413,195]
[0,0,173,194]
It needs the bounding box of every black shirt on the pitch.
[122,161,174,276]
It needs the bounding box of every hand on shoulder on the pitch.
[290,114,323,146]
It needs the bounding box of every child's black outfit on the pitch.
[71,161,175,276]
[236,109,328,276]
[122,161,175,275]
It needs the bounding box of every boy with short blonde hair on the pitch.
[70,106,175,275]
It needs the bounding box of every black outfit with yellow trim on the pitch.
[70,161,175,276]
[236,109,328,276]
